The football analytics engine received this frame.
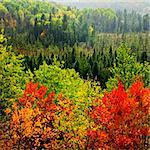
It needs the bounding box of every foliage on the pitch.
[107,44,150,90]
[0,0,149,88]
[34,61,101,103]
[1,0,149,49]
[1,81,91,149]
[0,0,149,148]
[1,80,149,149]
[0,3,8,17]
[33,61,102,142]
[34,61,83,97]
[0,32,33,116]
[87,80,149,149]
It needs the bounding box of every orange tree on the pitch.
[1,80,149,149]
[87,80,149,149]
[1,81,87,149]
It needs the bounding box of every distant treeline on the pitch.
[0,0,149,88]
[0,0,149,48]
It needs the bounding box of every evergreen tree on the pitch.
[141,51,148,63]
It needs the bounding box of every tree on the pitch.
[0,32,33,115]
[137,14,142,32]
[107,44,150,90]
[34,17,39,40]
[62,14,67,30]
[143,14,149,32]
[123,9,127,32]
[108,46,113,67]
[93,61,99,79]
[41,13,46,24]
[0,3,8,19]
[71,47,76,66]
[141,51,148,63]
[87,80,149,149]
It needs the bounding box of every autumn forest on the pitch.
[0,0,150,149]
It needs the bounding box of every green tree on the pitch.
[123,9,127,32]
[143,14,150,32]
[141,51,148,63]
[62,14,67,30]
[107,44,150,90]
[0,32,33,116]
[0,3,8,19]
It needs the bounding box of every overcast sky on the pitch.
[51,0,149,2]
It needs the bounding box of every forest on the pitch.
[0,0,150,149]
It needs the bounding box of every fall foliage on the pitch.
[87,80,149,149]
[0,0,149,149]
[1,80,149,149]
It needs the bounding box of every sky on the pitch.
[49,0,150,12]
[51,0,149,2]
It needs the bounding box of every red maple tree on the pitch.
[87,80,149,149]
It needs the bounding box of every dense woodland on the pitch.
[0,0,150,149]
[0,0,150,88]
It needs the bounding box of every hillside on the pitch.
[0,0,150,149]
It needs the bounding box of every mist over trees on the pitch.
[50,0,150,13]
